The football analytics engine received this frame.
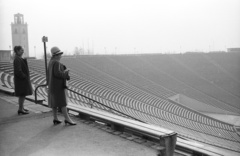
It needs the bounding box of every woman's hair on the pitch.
[14,46,22,53]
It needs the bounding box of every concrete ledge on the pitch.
[0,85,14,95]
[26,95,45,104]
[0,87,45,105]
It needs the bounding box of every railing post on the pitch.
[42,36,48,80]
[35,86,37,104]
[34,84,47,104]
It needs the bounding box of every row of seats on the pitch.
[207,52,240,81]
[56,57,240,151]
[1,58,240,152]
[60,57,236,129]
[0,61,112,114]
[139,54,240,110]
[69,77,240,143]
[171,53,240,97]
[74,55,240,114]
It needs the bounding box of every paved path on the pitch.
[0,93,158,156]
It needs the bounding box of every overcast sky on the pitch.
[0,0,240,58]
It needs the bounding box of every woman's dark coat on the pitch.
[13,56,33,96]
[47,58,69,108]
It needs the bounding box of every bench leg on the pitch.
[111,123,125,132]
[78,112,90,120]
[159,133,177,156]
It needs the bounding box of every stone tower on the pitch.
[11,13,29,57]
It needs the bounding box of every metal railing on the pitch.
[34,85,144,123]
[34,84,47,103]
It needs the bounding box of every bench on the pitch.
[67,103,177,156]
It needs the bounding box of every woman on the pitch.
[47,46,76,125]
[13,46,32,115]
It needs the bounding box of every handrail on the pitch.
[35,84,47,103]
[66,87,144,123]
[34,84,144,123]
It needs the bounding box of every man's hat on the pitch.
[51,46,63,56]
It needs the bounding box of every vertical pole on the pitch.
[43,41,47,78]
[42,36,48,80]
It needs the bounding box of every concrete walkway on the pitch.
[0,93,159,156]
